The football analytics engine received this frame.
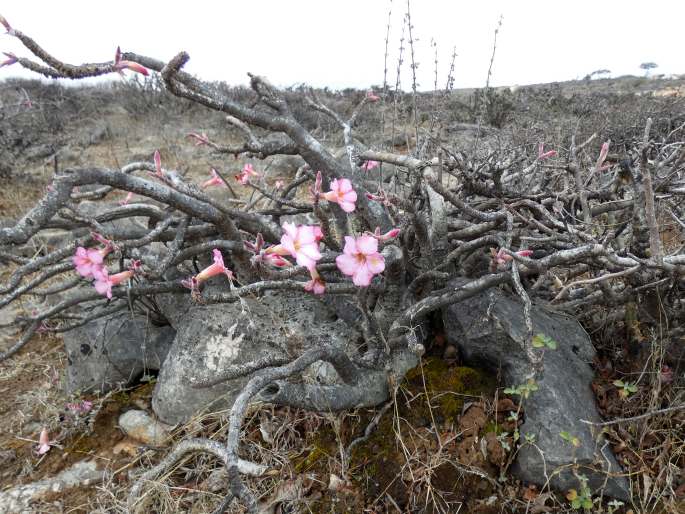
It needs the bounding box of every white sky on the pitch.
[1,1,683,90]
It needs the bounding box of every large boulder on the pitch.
[65,312,176,393]
[442,281,629,499]
[152,292,361,425]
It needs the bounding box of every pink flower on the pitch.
[0,15,15,35]
[274,180,284,190]
[366,190,391,206]
[119,191,134,205]
[0,52,17,68]
[113,46,148,76]
[537,142,557,160]
[367,227,400,242]
[491,248,534,269]
[201,168,225,189]
[66,400,93,414]
[187,132,210,146]
[94,269,134,299]
[366,91,380,102]
[244,233,265,254]
[336,235,385,287]
[361,160,380,172]
[73,247,109,280]
[304,268,326,295]
[36,428,51,455]
[181,249,234,296]
[597,142,611,171]
[321,178,357,213]
[196,249,234,283]
[267,223,322,270]
[246,235,292,268]
[91,232,117,250]
[264,253,292,267]
[235,163,259,185]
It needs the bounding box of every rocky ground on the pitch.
[0,75,684,513]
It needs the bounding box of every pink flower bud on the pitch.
[0,14,14,35]
[201,168,225,189]
[152,150,163,178]
[36,428,51,455]
[304,268,326,295]
[90,232,115,250]
[187,132,210,146]
[537,142,557,160]
[361,160,380,172]
[112,47,148,76]
[234,163,259,185]
[0,52,17,68]
[597,142,610,171]
[366,91,380,102]
[119,191,134,205]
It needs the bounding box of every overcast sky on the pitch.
[1,1,683,90]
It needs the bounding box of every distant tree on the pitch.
[583,69,611,81]
[640,62,658,77]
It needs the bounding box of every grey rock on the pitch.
[268,154,305,176]
[442,280,629,500]
[65,312,176,394]
[152,292,359,424]
[76,200,149,235]
[0,460,105,514]
[118,409,171,446]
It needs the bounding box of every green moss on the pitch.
[404,358,495,423]
[348,358,495,503]
[483,420,506,435]
[293,426,338,473]
[110,390,130,405]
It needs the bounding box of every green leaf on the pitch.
[545,338,558,350]
[532,334,545,348]
[560,431,571,441]
[613,379,624,387]
[582,498,593,509]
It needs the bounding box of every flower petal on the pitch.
[212,249,224,267]
[342,236,358,256]
[352,265,373,287]
[355,235,378,255]
[366,253,385,274]
[336,253,359,276]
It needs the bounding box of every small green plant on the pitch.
[559,431,581,447]
[497,432,511,451]
[613,379,637,399]
[503,379,539,399]
[532,333,558,349]
[566,474,594,510]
